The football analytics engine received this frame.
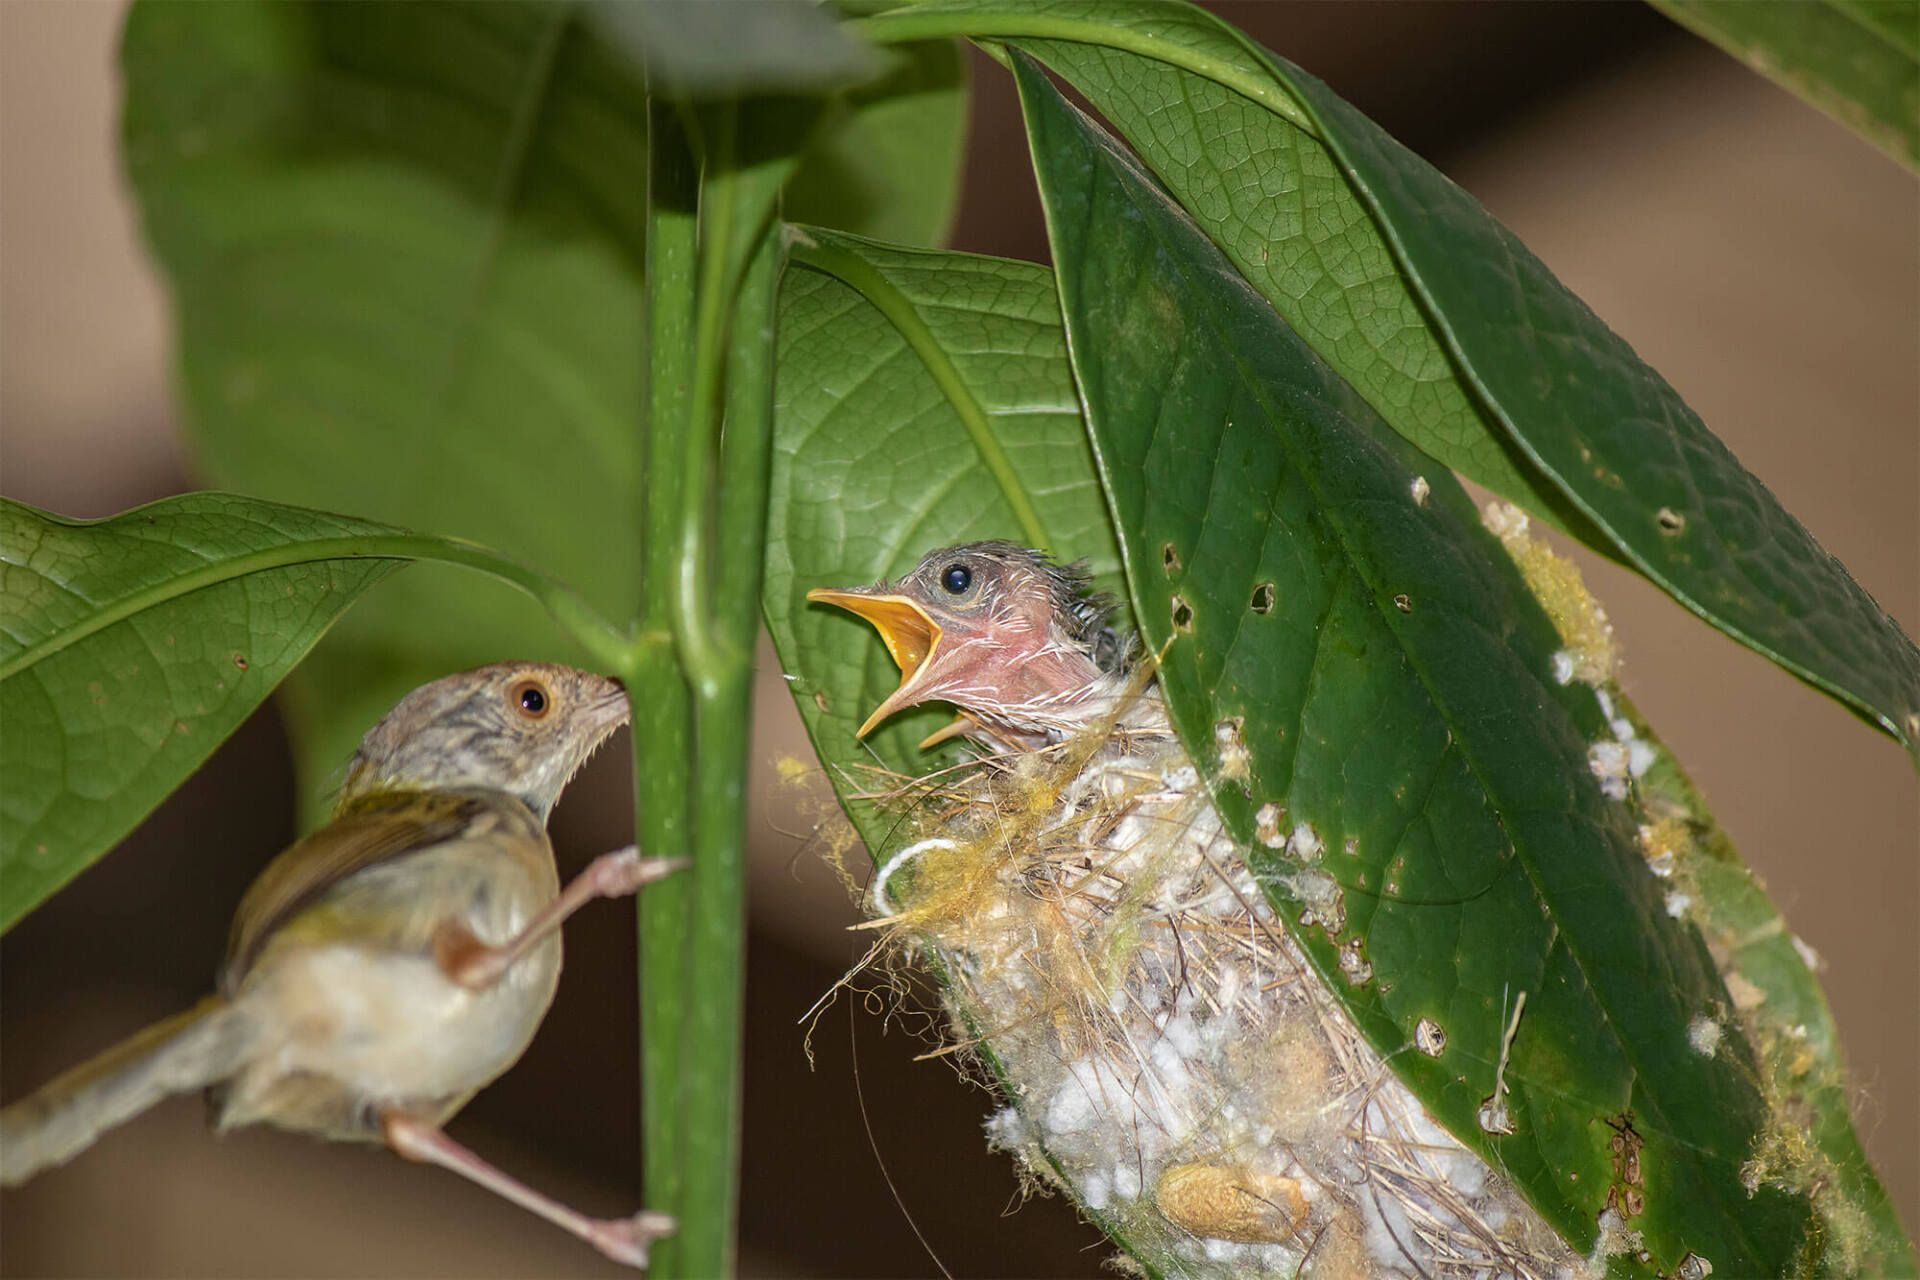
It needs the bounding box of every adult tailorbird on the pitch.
[0,662,679,1268]
[807,540,1161,747]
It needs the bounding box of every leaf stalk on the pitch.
[851,6,1317,137]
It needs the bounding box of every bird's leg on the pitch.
[435,846,685,991]
[381,1111,674,1269]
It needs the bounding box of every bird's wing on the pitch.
[220,790,505,991]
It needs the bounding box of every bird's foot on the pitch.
[587,847,687,897]
[586,1210,677,1269]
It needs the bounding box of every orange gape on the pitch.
[809,540,1164,749]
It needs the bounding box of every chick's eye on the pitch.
[941,564,972,594]
[511,681,550,718]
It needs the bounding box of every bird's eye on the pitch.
[511,680,551,719]
[941,564,973,594]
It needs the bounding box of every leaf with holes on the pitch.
[1018,54,1821,1274]
[0,494,403,931]
[1624,700,1915,1275]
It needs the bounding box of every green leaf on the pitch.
[760,229,1153,1261]
[121,0,653,822]
[852,0,1544,507]
[0,494,402,932]
[1266,55,1920,760]
[969,4,1594,531]
[1627,703,1918,1275]
[1650,0,1919,170]
[1,490,629,935]
[857,0,1920,758]
[1017,53,1818,1273]
[764,226,1122,806]
[585,0,882,98]
[783,38,970,247]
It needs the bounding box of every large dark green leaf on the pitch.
[0,494,401,931]
[856,0,1920,759]
[764,227,1121,814]
[1267,57,1920,762]
[1651,0,1919,170]
[857,1,1567,520]
[1017,54,1815,1273]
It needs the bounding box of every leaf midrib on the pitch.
[0,529,625,680]
[789,235,1055,552]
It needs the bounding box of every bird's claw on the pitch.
[589,847,688,897]
[586,1210,676,1269]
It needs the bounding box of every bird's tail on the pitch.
[1,995,253,1186]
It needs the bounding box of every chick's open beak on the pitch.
[805,588,944,737]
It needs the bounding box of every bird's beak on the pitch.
[806,587,944,737]
[592,680,633,733]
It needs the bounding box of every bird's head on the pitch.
[340,661,629,820]
[808,541,1122,742]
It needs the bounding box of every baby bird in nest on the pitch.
[807,540,1161,749]
[811,544,1577,1279]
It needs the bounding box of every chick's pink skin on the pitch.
[809,542,1149,745]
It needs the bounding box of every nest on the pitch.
[849,682,1577,1279]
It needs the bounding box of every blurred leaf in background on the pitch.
[122,0,648,819]
[121,1,969,824]
[586,0,883,99]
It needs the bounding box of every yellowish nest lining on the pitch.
[851,690,1575,1279]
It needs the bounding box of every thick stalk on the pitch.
[636,97,698,1270]
[673,222,782,1278]
[636,96,782,1276]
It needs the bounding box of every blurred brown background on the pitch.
[2,2,1914,1275]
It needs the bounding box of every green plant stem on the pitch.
[673,226,781,1279]
[636,96,700,1276]
[634,97,784,1280]
[850,6,1315,136]
[673,102,744,697]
